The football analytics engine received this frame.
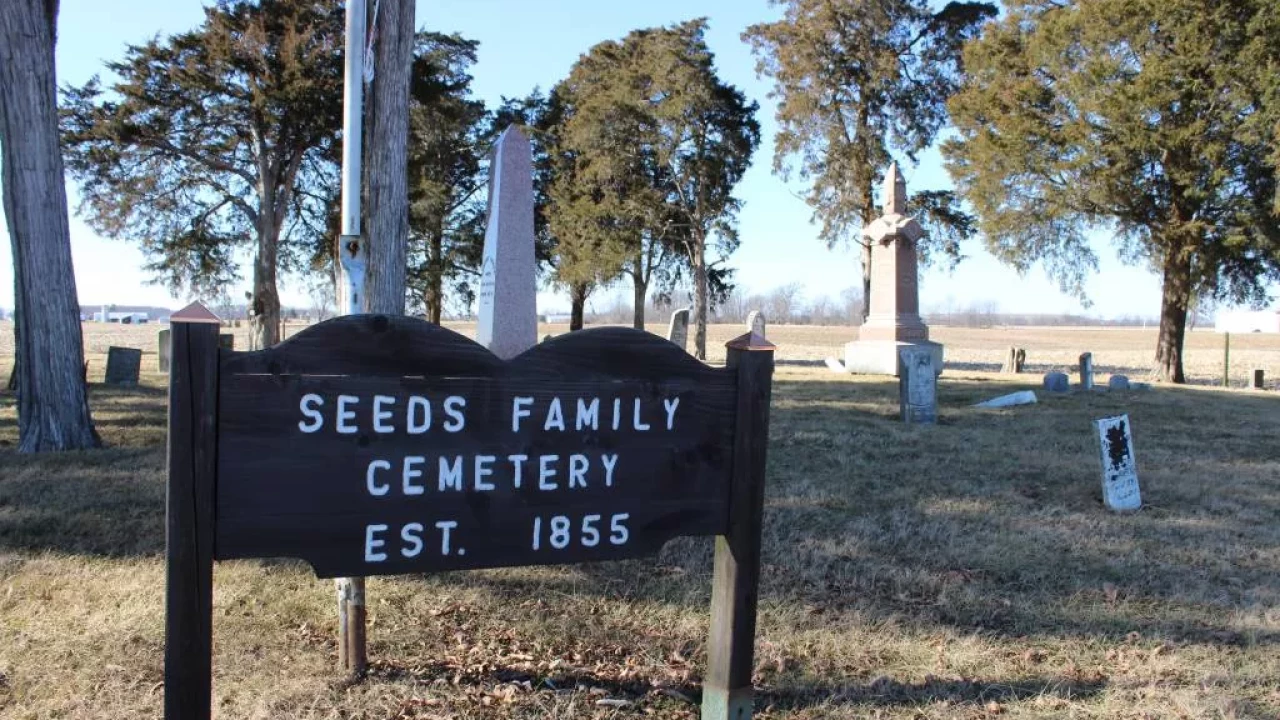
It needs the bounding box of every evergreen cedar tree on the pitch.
[1,0,100,452]
[744,0,995,321]
[60,0,494,336]
[943,0,1280,383]
[548,18,760,358]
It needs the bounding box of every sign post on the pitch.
[163,310,775,719]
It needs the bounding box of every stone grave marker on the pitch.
[844,164,944,375]
[898,346,936,424]
[668,307,690,350]
[105,346,142,386]
[1002,346,1026,374]
[158,328,171,373]
[1043,372,1070,393]
[1254,369,1265,390]
[747,310,766,339]
[1108,374,1130,390]
[219,334,234,350]
[1078,352,1094,390]
[476,126,538,360]
[973,390,1037,408]
[824,357,845,373]
[1096,414,1141,512]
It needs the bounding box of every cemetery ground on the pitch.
[1,322,1278,719]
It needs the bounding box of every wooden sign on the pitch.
[164,308,775,720]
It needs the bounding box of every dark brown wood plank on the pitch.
[164,316,220,720]
[703,336,775,720]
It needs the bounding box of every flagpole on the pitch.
[336,0,368,677]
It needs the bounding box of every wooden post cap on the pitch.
[170,302,222,324]
[725,332,776,352]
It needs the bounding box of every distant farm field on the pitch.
[1,320,1278,718]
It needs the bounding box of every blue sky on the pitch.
[0,0,1180,318]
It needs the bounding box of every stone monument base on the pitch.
[844,339,944,377]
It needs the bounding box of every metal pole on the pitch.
[336,0,367,677]
[1223,331,1230,388]
[339,0,367,315]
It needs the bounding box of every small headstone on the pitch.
[1078,352,1094,390]
[1254,369,1265,390]
[1043,372,1070,393]
[1002,346,1026,374]
[1131,382,1152,391]
[476,126,539,360]
[898,346,936,424]
[542,334,553,344]
[747,310,766,339]
[219,334,234,351]
[667,307,690,350]
[973,390,1037,408]
[1108,374,1130,390]
[824,357,846,373]
[158,328,171,373]
[105,347,142,386]
[1096,414,1141,512]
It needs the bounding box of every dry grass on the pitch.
[1,321,1279,718]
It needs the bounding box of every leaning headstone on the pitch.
[973,390,1037,408]
[158,328,171,373]
[747,310,766,339]
[898,346,936,424]
[1254,369,1265,390]
[476,126,539,360]
[1002,346,1026,374]
[1078,352,1094,390]
[219,334,234,351]
[1043,372,1070,393]
[1108,374,1130,390]
[667,307,690,350]
[1096,414,1141,512]
[105,347,142,386]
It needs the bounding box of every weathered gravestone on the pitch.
[1254,369,1266,390]
[898,346,936,424]
[105,346,142,386]
[1078,352,1094,390]
[476,126,538,360]
[668,307,690,351]
[163,306,777,720]
[158,328,171,373]
[747,310,766,339]
[1002,346,1026,374]
[1108,374,1130,390]
[1096,414,1141,512]
[973,390,1037,408]
[219,334,234,351]
[1043,372,1070,393]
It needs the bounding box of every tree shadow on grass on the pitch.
[364,655,1104,714]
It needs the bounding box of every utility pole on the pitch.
[335,0,367,677]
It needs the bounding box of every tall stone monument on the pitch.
[476,126,538,360]
[844,164,943,376]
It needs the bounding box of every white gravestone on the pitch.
[476,126,538,360]
[898,346,936,424]
[747,310,766,339]
[1096,414,1141,512]
[667,307,690,350]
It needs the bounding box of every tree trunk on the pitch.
[632,271,647,330]
[250,212,282,350]
[1,0,99,452]
[1155,246,1192,383]
[692,235,708,360]
[569,282,589,331]
[363,0,413,315]
[427,228,444,323]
